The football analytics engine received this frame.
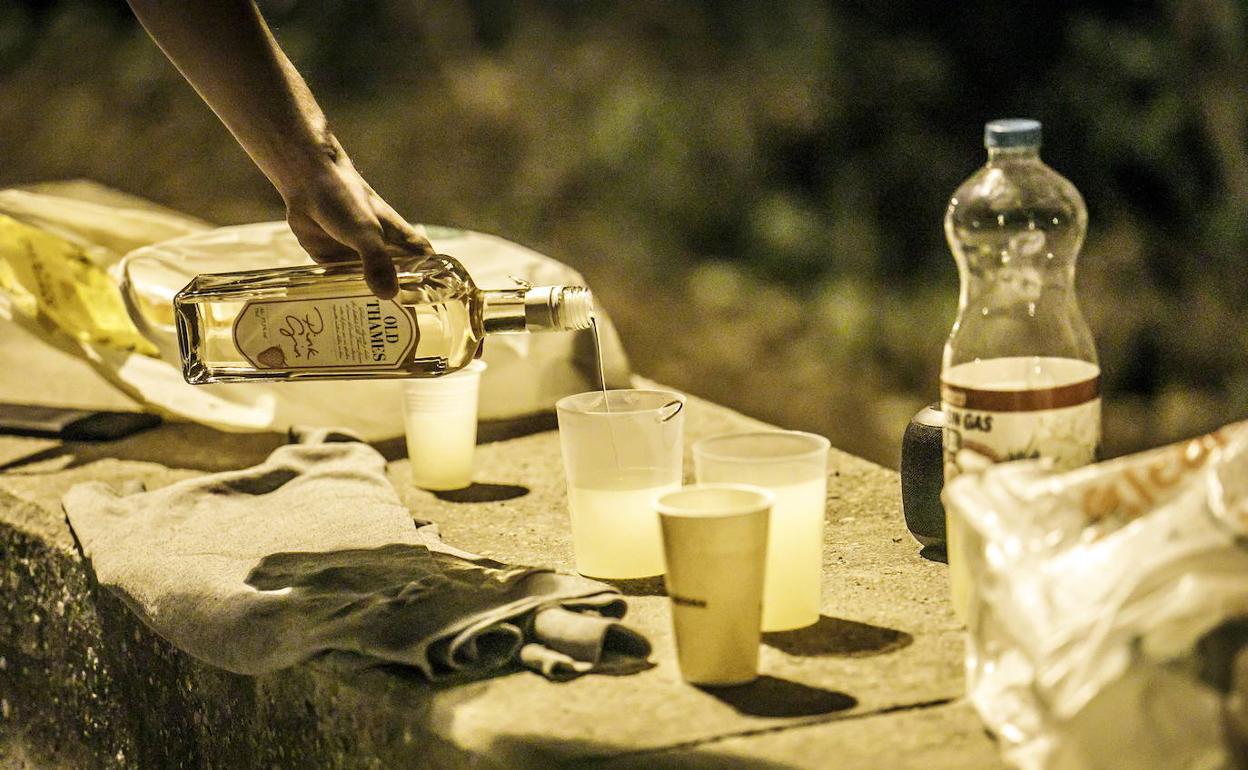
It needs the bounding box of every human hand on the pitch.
[124,0,432,299]
[282,137,433,299]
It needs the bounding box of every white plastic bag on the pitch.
[0,186,630,438]
[944,422,1248,770]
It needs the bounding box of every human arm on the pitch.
[125,0,431,298]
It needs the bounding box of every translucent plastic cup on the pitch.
[556,389,686,579]
[693,431,830,631]
[403,361,486,491]
[657,484,772,686]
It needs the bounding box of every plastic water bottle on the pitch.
[941,119,1101,621]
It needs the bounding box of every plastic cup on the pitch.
[657,484,772,686]
[403,361,486,491]
[693,431,830,632]
[555,389,686,579]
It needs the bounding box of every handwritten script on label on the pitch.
[278,309,325,360]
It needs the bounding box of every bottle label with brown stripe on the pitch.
[941,356,1102,482]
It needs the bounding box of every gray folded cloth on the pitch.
[61,434,651,681]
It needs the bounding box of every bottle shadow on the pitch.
[374,413,560,462]
[762,615,913,658]
[697,675,857,718]
[477,412,558,443]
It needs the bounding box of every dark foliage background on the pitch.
[2,0,1245,467]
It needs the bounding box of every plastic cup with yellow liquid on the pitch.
[556,389,686,579]
[693,431,830,632]
[403,361,486,491]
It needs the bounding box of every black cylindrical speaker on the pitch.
[901,403,946,548]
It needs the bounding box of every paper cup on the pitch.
[657,484,772,686]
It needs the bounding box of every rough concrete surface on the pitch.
[0,320,1005,768]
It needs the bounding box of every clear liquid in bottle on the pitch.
[174,255,593,383]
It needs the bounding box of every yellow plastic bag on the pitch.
[0,214,157,356]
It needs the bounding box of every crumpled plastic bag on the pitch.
[0,185,631,439]
[944,421,1248,770]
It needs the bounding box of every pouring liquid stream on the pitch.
[590,315,621,466]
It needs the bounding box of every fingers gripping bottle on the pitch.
[941,119,1101,621]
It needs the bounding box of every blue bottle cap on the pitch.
[984,119,1042,149]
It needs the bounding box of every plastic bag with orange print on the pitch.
[944,421,1248,770]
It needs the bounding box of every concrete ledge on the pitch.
[0,322,1004,769]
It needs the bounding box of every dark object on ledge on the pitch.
[0,402,160,440]
[901,403,946,548]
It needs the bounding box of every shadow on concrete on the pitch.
[333,413,560,463]
[0,422,286,473]
[698,675,857,718]
[434,483,530,503]
[372,435,408,462]
[601,575,667,597]
[487,734,801,769]
[478,412,558,444]
[763,616,913,658]
[919,543,948,564]
[0,411,563,475]
[0,443,66,472]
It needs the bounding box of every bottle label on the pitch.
[941,357,1102,481]
[232,295,417,370]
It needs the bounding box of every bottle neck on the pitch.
[987,145,1040,163]
[481,286,595,333]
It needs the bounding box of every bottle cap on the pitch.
[524,286,594,331]
[984,119,1042,149]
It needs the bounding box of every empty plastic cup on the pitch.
[657,484,772,686]
[403,361,486,490]
[693,431,830,631]
[556,389,686,579]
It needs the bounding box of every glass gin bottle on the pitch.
[942,119,1101,620]
[174,255,593,383]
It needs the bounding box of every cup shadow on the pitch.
[598,575,667,597]
[698,675,857,718]
[432,483,530,504]
[762,615,913,658]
